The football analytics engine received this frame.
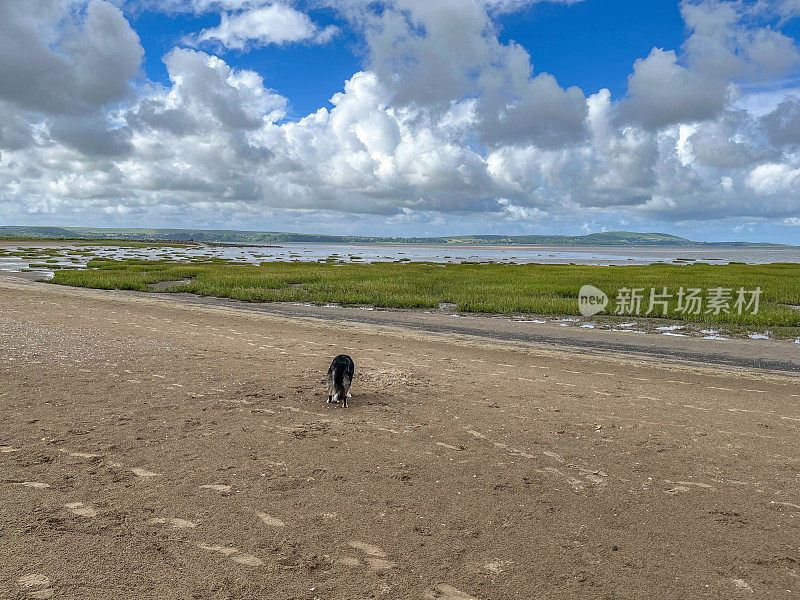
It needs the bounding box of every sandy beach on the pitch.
[1,272,798,599]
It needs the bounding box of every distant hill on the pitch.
[0,226,790,247]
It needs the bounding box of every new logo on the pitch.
[578,285,608,316]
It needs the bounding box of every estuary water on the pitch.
[1,241,799,279]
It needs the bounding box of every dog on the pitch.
[327,355,354,408]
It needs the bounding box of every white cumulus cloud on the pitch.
[1,0,800,238]
[192,4,338,49]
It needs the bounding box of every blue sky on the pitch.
[132,0,689,118]
[498,0,686,98]
[1,0,800,242]
[132,5,358,117]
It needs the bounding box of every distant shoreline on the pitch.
[1,226,795,248]
[276,242,796,251]
[0,236,794,250]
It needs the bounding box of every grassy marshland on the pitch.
[50,258,800,329]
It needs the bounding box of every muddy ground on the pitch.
[0,273,798,600]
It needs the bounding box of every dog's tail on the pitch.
[329,365,351,400]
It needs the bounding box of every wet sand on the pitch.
[1,273,798,599]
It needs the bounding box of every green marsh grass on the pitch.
[49,258,800,330]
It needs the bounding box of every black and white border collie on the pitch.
[326,355,354,408]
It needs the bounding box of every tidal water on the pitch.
[1,241,799,279]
